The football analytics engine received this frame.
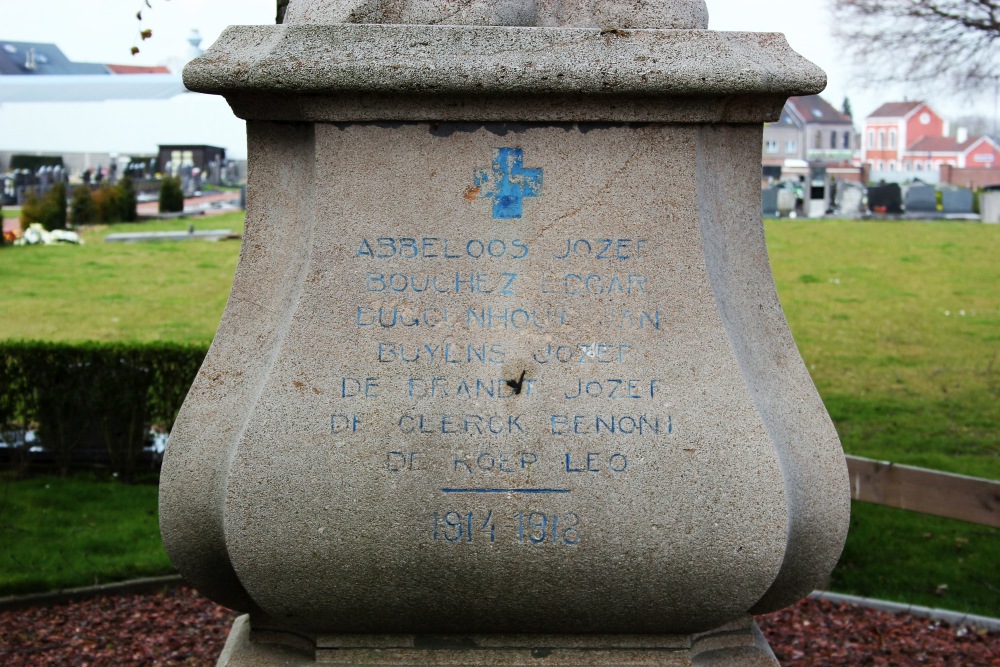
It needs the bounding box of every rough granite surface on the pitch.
[161,2,850,664]
[162,121,849,636]
[183,26,825,123]
[282,0,710,29]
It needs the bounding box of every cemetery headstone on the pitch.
[941,188,974,216]
[208,159,221,186]
[162,1,850,665]
[867,183,903,214]
[180,164,195,197]
[761,187,779,217]
[777,189,797,216]
[836,182,865,218]
[982,192,1000,224]
[14,170,31,205]
[904,183,937,214]
[806,172,827,218]
[225,160,238,185]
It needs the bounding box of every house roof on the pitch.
[0,40,107,75]
[787,95,852,125]
[907,134,997,154]
[0,74,187,103]
[867,101,924,119]
[106,64,173,75]
[0,39,186,102]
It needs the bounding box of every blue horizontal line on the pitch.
[441,488,571,494]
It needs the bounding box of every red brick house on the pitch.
[863,101,945,173]
[906,133,1000,171]
[862,101,1000,179]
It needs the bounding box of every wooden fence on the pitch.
[846,455,1000,527]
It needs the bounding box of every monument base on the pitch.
[216,615,779,666]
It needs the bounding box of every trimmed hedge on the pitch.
[159,177,184,213]
[0,341,207,480]
[21,183,68,231]
[69,185,94,226]
[68,180,138,226]
[9,155,63,171]
[118,176,138,222]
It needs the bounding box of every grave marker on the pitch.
[982,192,1000,223]
[836,182,865,218]
[868,183,903,215]
[777,188,797,216]
[942,188,974,216]
[905,183,937,214]
[161,1,850,665]
[761,187,779,217]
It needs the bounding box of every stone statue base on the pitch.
[218,615,779,666]
[168,17,848,667]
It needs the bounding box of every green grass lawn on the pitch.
[765,219,1000,616]
[0,473,169,595]
[0,213,243,344]
[0,216,998,616]
[767,219,1000,480]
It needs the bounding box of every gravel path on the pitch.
[1,585,997,666]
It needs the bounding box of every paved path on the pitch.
[136,191,241,217]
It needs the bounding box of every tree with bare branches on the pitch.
[830,0,999,92]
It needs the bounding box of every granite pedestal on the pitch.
[161,2,850,664]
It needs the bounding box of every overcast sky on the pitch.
[0,0,984,159]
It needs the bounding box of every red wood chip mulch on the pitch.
[0,586,997,666]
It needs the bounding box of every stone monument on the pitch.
[161,0,851,664]
[904,183,938,215]
[982,191,1000,224]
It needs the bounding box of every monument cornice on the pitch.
[184,24,825,123]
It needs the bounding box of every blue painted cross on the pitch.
[474,148,543,219]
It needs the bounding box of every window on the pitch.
[814,130,823,148]
[843,132,851,149]
[168,150,194,176]
[915,162,924,171]
[785,139,797,153]
[888,161,896,172]
[830,131,837,149]
[765,140,778,154]
[868,130,875,148]
[879,130,886,148]
[889,130,896,149]
[877,161,885,171]
[903,160,911,171]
